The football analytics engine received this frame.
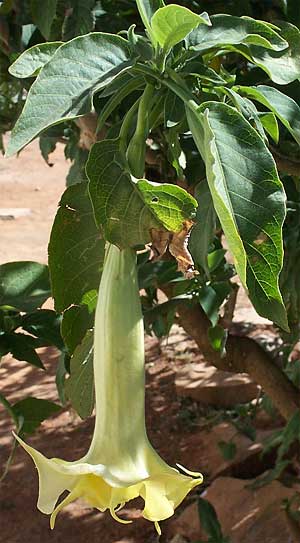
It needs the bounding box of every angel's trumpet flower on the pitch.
[15,244,202,533]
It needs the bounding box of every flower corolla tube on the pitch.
[15,244,203,533]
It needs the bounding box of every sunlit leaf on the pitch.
[0,261,50,312]
[9,42,62,78]
[187,14,288,53]
[151,5,211,51]
[235,85,300,145]
[86,139,197,248]
[187,102,288,329]
[6,33,131,156]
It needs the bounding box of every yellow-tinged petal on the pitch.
[13,433,77,514]
[50,489,79,529]
[141,479,175,521]
[176,463,204,478]
[155,521,161,536]
[109,507,132,525]
[140,470,203,522]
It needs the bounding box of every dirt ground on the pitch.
[0,141,277,543]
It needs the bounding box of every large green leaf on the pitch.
[248,22,300,85]
[6,33,131,156]
[30,0,57,40]
[151,5,210,51]
[187,102,288,329]
[86,139,197,248]
[186,14,288,53]
[65,330,94,419]
[9,42,62,78]
[189,181,216,276]
[48,182,105,313]
[235,85,300,146]
[0,261,50,312]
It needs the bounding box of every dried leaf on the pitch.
[151,220,196,277]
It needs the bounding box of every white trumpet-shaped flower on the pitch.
[15,244,203,533]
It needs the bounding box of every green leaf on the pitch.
[61,304,93,355]
[12,397,60,435]
[285,359,300,388]
[96,75,144,134]
[224,88,267,143]
[81,289,98,312]
[56,353,68,405]
[21,309,63,350]
[199,283,231,327]
[65,330,94,419]
[164,90,185,126]
[189,181,216,276]
[66,147,89,186]
[248,22,300,84]
[138,259,179,289]
[165,126,185,176]
[187,102,288,330]
[39,124,67,165]
[9,42,62,79]
[208,325,228,354]
[136,0,164,39]
[6,33,131,157]
[187,14,288,53]
[183,61,230,87]
[207,249,226,273]
[151,5,211,51]
[287,0,300,28]
[0,393,18,427]
[235,85,300,146]
[258,112,279,144]
[48,182,105,313]
[63,0,96,41]
[0,261,50,312]
[277,410,300,462]
[197,498,227,542]
[1,333,44,368]
[30,0,57,40]
[87,139,197,248]
[144,298,178,337]
[218,440,237,460]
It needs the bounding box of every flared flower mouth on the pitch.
[14,433,203,535]
[14,244,203,533]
